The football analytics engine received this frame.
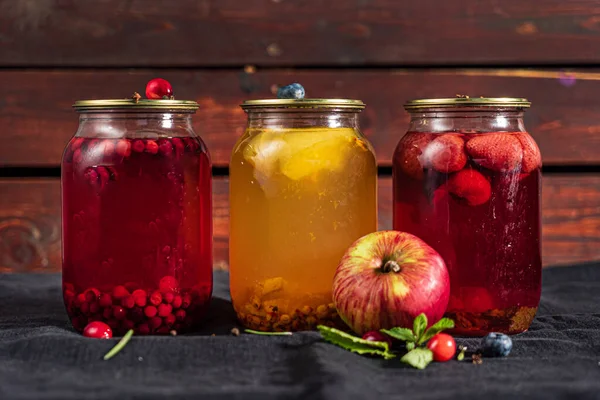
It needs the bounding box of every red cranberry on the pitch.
[150,291,162,306]
[175,309,186,322]
[80,302,90,315]
[146,140,159,154]
[164,314,176,326]
[361,331,393,347]
[64,289,75,302]
[144,305,158,318]
[113,306,126,320]
[145,78,173,99]
[158,140,173,156]
[102,307,113,319]
[158,303,172,317]
[163,292,174,304]
[137,323,150,335]
[172,295,182,309]
[84,288,100,302]
[99,293,113,308]
[130,307,144,323]
[115,140,131,157]
[113,285,129,299]
[89,302,100,314]
[150,316,163,330]
[122,319,135,331]
[135,296,147,308]
[159,275,178,293]
[122,296,135,309]
[83,321,112,339]
[427,333,456,362]
[132,140,145,153]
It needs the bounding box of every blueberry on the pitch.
[277,83,305,99]
[480,332,513,357]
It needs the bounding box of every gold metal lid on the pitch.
[241,98,365,110]
[404,96,531,110]
[73,99,200,112]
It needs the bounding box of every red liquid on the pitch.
[393,131,542,335]
[62,137,212,335]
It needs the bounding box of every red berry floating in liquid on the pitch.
[83,321,113,339]
[427,333,456,362]
[145,78,173,99]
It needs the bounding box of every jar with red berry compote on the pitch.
[62,94,212,335]
[393,96,541,336]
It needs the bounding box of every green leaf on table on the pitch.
[380,327,416,343]
[400,347,434,370]
[412,313,428,341]
[317,325,395,360]
[418,318,455,345]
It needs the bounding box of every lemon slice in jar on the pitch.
[279,128,356,181]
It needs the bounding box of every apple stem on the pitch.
[382,260,401,273]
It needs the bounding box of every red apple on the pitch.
[333,230,450,335]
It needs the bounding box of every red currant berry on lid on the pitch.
[145,78,173,99]
[427,333,456,362]
[83,321,113,339]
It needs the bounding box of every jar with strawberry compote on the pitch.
[393,97,541,336]
[62,90,212,335]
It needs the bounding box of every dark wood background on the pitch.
[1,0,599,272]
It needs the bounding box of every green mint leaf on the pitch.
[412,313,428,342]
[400,347,434,370]
[380,327,416,343]
[418,318,455,345]
[317,325,395,360]
[103,329,134,361]
[406,341,416,351]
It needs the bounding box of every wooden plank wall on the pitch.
[0,0,599,272]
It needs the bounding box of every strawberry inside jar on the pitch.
[62,83,213,335]
[392,96,542,336]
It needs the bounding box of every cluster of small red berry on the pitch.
[64,276,211,336]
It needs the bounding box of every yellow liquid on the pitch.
[229,126,377,331]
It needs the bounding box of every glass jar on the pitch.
[61,99,213,335]
[230,99,377,332]
[393,97,541,336]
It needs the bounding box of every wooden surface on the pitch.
[2,69,600,167]
[2,0,600,66]
[2,176,598,273]
[1,0,599,272]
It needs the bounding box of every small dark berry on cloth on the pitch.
[277,83,305,99]
[481,332,513,357]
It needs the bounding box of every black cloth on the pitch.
[1,264,600,400]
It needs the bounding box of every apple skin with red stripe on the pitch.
[332,231,450,335]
